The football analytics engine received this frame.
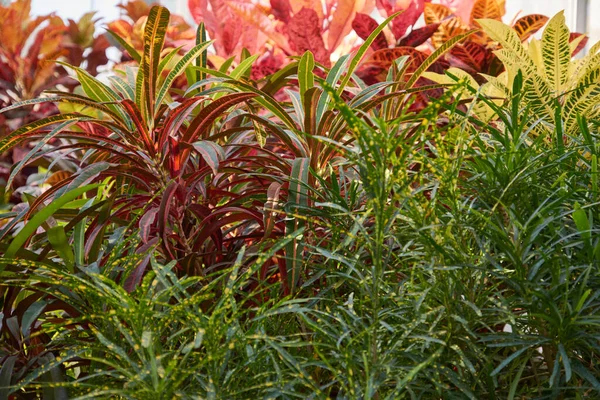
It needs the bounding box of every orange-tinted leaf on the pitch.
[570,32,589,57]
[288,7,330,65]
[512,14,549,41]
[448,42,489,72]
[289,0,324,21]
[470,0,502,25]
[358,46,427,82]
[328,0,372,51]
[437,0,476,22]
[352,13,388,50]
[398,23,440,47]
[433,17,469,48]
[423,3,453,25]
[119,0,155,22]
[45,171,72,186]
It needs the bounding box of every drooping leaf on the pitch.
[2,184,101,273]
[264,181,282,238]
[184,92,257,142]
[192,140,225,175]
[139,207,159,244]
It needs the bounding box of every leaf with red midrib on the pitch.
[287,7,329,65]
[352,13,388,50]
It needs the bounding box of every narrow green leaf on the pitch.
[338,11,403,95]
[106,29,142,63]
[47,226,75,272]
[491,347,530,376]
[2,184,101,273]
[155,41,213,110]
[406,29,477,88]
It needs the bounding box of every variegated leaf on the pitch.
[541,11,571,93]
[512,14,549,42]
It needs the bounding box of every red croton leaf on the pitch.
[270,0,292,22]
[448,42,490,73]
[352,13,388,50]
[251,51,285,80]
[357,46,427,84]
[570,32,589,57]
[398,23,440,47]
[376,0,425,40]
[287,7,330,65]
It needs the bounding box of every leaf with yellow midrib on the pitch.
[541,11,571,94]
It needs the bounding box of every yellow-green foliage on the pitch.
[427,12,600,134]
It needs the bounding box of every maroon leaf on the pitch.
[139,207,159,244]
[270,0,292,23]
[398,23,440,47]
[570,32,589,57]
[448,42,489,72]
[287,7,330,65]
[377,0,425,40]
[352,13,388,50]
[124,253,152,293]
[357,47,427,84]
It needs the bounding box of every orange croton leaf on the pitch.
[512,14,549,42]
[328,0,375,51]
[469,0,503,24]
